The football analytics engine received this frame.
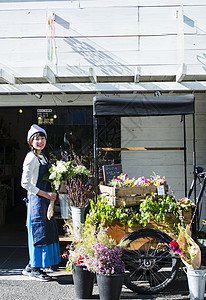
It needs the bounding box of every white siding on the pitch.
[0,1,205,79]
[121,93,206,200]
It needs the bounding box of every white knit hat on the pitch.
[27,124,47,144]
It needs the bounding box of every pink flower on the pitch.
[143,178,148,183]
[175,248,182,255]
[170,240,179,251]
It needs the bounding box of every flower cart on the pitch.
[92,94,196,294]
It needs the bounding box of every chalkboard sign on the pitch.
[102,164,122,185]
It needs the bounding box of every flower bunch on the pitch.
[170,239,196,265]
[62,224,128,275]
[108,172,165,188]
[46,153,93,206]
[62,242,85,272]
[169,226,201,269]
[108,173,133,188]
[134,176,149,186]
[48,160,74,191]
[150,172,166,186]
[170,240,185,256]
[84,242,125,275]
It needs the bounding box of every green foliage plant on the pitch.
[85,195,140,228]
[85,194,194,237]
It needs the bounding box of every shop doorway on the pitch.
[0,106,121,245]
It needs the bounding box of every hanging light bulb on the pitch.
[18,108,23,114]
[53,113,57,119]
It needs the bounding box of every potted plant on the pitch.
[82,226,128,300]
[63,224,128,300]
[85,194,194,241]
[62,225,97,299]
[64,155,93,236]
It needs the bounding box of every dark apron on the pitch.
[28,157,59,247]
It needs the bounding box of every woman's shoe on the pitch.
[30,268,52,282]
[22,264,32,276]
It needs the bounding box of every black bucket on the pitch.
[72,265,95,299]
[96,273,124,300]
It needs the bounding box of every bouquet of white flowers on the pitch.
[48,160,74,191]
[46,153,94,209]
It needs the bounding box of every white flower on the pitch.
[49,171,57,180]
[75,165,91,176]
[75,165,86,173]
[54,180,61,191]
[55,161,67,173]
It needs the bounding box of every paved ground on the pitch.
[0,278,191,300]
[0,206,205,300]
[0,245,195,300]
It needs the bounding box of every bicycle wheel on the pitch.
[122,229,180,294]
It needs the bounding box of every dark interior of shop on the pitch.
[0,106,121,245]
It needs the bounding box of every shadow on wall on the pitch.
[54,12,134,77]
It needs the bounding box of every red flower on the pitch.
[170,240,179,251]
[77,255,84,265]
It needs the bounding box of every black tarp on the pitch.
[93,94,195,117]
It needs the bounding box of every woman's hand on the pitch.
[47,192,57,201]
[37,190,57,201]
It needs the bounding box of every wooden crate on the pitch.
[99,183,168,207]
[106,209,192,244]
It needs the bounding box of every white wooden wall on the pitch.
[0,0,205,79]
[121,92,206,202]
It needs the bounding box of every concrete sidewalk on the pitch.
[0,245,195,300]
[0,278,191,300]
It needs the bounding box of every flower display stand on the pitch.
[99,183,168,207]
[106,209,192,244]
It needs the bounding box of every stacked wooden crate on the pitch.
[99,183,168,207]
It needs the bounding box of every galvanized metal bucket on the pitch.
[59,193,71,219]
[71,206,86,238]
[184,267,206,300]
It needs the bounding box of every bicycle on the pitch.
[188,166,206,236]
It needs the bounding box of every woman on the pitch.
[21,124,60,281]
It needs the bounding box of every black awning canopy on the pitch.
[93,94,195,117]
[93,93,196,202]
